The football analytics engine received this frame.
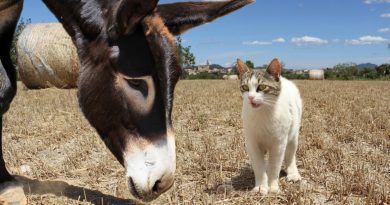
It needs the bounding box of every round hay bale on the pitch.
[309,69,324,80]
[227,75,238,80]
[17,23,79,89]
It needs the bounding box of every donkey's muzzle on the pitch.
[128,172,174,202]
[124,133,176,202]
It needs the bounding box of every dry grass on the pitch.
[2,80,389,204]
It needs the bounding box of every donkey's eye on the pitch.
[241,85,249,92]
[257,85,267,92]
[125,79,148,96]
[126,79,145,90]
[126,79,141,87]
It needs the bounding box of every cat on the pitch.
[236,58,302,195]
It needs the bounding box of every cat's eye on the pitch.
[257,85,267,92]
[241,85,249,92]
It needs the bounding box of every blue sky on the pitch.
[21,0,390,69]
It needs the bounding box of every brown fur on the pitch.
[0,0,23,183]
[143,14,175,44]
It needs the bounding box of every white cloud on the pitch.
[380,13,390,17]
[346,35,388,45]
[363,0,390,4]
[242,40,272,45]
[243,38,285,46]
[291,36,328,46]
[272,38,286,43]
[379,28,390,32]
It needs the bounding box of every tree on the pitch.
[333,63,358,80]
[324,68,337,79]
[376,64,390,76]
[245,60,254,69]
[257,64,268,70]
[11,18,31,65]
[176,36,195,68]
[359,68,378,79]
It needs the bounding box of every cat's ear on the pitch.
[157,0,255,35]
[237,59,250,77]
[266,58,282,82]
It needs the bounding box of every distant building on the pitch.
[184,69,197,75]
[197,60,210,73]
[295,70,304,75]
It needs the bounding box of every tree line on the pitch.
[323,63,390,80]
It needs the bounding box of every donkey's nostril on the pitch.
[152,180,161,193]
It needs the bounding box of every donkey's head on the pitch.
[42,0,254,202]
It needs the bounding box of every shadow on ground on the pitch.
[231,166,255,191]
[205,165,289,194]
[15,176,135,205]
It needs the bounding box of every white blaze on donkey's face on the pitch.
[123,132,176,202]
[116,75,176,202]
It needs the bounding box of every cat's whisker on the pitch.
[263,100,276,106]
[263,97,278,101]
[265,99,277,103]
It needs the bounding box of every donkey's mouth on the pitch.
[127,176,174,202]
[128,177,142,200]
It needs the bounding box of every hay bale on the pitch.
[17,23,79,89]
[223,75,238,80]
[309,69,324,80]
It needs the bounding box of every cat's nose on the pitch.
[248,96,255,101]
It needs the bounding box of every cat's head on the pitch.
[236,58,282,109]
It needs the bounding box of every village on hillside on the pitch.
[182,60,390,81]
[182,60,324,80]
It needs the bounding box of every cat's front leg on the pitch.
[245,138,268,195]
[267,145,286,194]
[284,136,301,182]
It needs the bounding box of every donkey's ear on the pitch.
[237,59,250,77]
[43,0,159,42]
[157,0,255,35]
[266,58,282,82]
[111,0,159,36]
[42,0,106,41]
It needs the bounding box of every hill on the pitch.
[357,63,377,69]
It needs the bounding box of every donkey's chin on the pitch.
[123,134,176,202]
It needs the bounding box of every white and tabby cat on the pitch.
[237,58,302,195]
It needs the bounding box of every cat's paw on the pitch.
[251,186,268,195]
[269,185,281,194]
[286,172,302,182]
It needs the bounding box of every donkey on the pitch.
[0,0,254,203]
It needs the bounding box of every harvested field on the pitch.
[2,80,390,204]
